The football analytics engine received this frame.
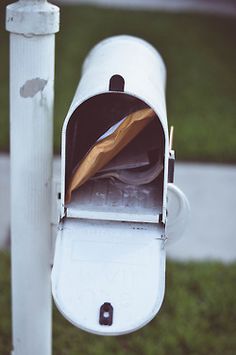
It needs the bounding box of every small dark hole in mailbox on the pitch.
[109,75,125,92]
[99,302,113,326]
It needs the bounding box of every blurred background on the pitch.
[0,0,236,354]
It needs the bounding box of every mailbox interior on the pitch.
[63,93,165,223]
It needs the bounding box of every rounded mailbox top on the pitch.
[64,35,168,139]
[82,35,166,78]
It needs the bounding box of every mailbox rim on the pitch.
[60,91,169,221]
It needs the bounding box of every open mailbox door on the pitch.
[52,35,190,335]
[52,219,166,335]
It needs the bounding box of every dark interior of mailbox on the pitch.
[64,93,165,223]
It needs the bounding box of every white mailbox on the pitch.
[51,35,190,335]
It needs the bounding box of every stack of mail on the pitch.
[66,108,163,203]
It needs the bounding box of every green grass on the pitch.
[1,251,236,355]
[1,4,236,162]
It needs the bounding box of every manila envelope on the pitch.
[66,107,155,203]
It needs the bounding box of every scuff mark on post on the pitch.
[20,78,48,98]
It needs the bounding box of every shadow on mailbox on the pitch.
[51,35,190,335]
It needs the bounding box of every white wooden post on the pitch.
[6,1,59,354]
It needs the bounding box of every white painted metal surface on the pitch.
[61,35,168,220]
[6,0,59,35]
[52,219,166,335]
[6,1,59,354]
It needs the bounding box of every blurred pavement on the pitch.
[167,162,236,262]
[1,154,236,262]
[54,0,236,17]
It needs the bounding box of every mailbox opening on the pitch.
[63,93,165,223]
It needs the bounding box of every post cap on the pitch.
[6,0,60,35]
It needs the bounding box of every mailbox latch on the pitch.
[168,150,175,183]
[99,302,113,326]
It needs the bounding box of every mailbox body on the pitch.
[52,35,171,335]
[61,35,169,221]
